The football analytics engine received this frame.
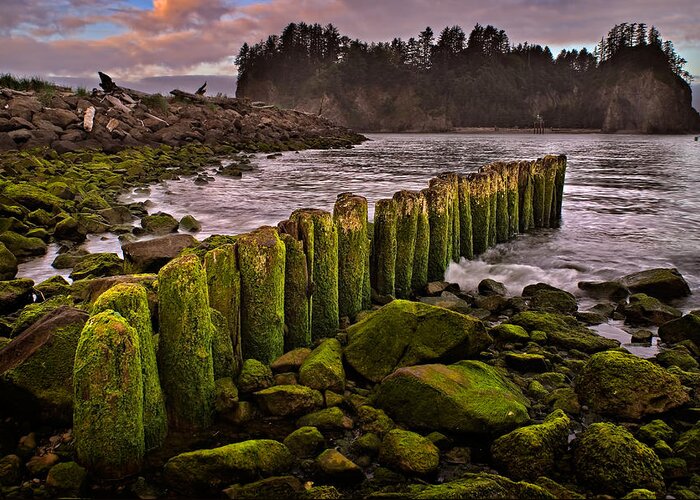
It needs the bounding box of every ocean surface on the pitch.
[18,133,700,355]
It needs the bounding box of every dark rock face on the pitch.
[122,234,199,274]
[619,268,691,300]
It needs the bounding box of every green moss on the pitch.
[637,420,677,446]
[237,358,273,394]
[412,472,555,499]
[491,409,571,480]
[73,310,144,479]
[506,162,520,237]
[437,173,460,263]
[625,293,682,326]
[141,212,179,234]
[535,477,584,499]
[11,295,73,336]
[518,161,535,232]
[542,159,557,227]
[179,214,201,232]
[352,432,382,455]
[3,183,65,212]
[0,241,18,280]
[279,234,311,349]
[573,422,664,496]
[92,283,167,450]
[283,426,325,458]
[224,476,303,499]
[204,244,242,377]
[0,231,47,257]
[69,253,123,281]
[426,182,450,281]
[675,422,700,470]
[210,308,235,379]
[345,300,492,382]
[157,254,215,430]
[469,173,491,256]
[237,227,285,363]
[622,489,658,499]
[255,385,323,416]
[487,170,498,247]
[54,216,87,243]
[46,462,86,497]
[458,176,473,260]
[491,167,510,243]
[375,361,530,435]
[333,193,370,318]
[372,198,398,296]
[379,429,439,475]
[393,191,420,298]
[412,191,430,291]
[532,160,546,228]
[552,155,567,223]
[576,350,688,419]
[489,323,529,343]
[296,406,353,430]
[163,440,293,495]
[214,376,239,413]
[659,313,700,346]
[298,338,345,391]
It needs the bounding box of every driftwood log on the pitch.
[98,72,118,93]
[195,81,207,96]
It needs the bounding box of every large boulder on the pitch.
[141,212,179,235]
[491,409,571,480]
[0,306,88,421]
[575,350,689,419]
[163,440,292,495]
[658,313,700,346]
[623,293,682,326]
[122,234,198,273]
[619,268,691,300]
[508,311,619,353]
[0,242,18,280]
[254,385,323,417]
[573,422,664,496]
[412,473,554,499]
[0,278,34,314]
[378,429,440,475]
[0,231,47,258]
[69,253,124,281]
[299,338,345,392]
[375,361,529,435]
[344,300,492,382]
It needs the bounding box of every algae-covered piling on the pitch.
[469,173,491,256]
[426,180,450,281]
[411,191,430,291]
[279,231,311,349]
[372,199,398,297]
[458,176,473,260]
[393,190,421,299]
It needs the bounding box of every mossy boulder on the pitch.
[489,323,529,344]
[0,242,17,280]
[11,295,73,336]
[224,476,303,499]
[345,300,492,382]
[283,426,325,458]
[79,191,111,211]
[624,293,683,326]
[179,214,201,232]
[620,268,691,300]
[375,361,530,435]
[163,440,293,495]
[3,183,65,212]
[659,313,700,346]
[297,407,354,430]
[237,358,273,394]
[509,311,620,353]
[46,462,86,497]
[315,449,363,482]
[214,377,239,413]
[299,338,345,392]
[122,233,199,274]
[271,348,312,373]
[656,346,699,371]
[491,409,571,480]
[637,419,677,446]
[675,422,700,470]
[575,350,689,419]
[73,310,144,479]
[92,283,167,451]
[0,278,34,315]
[0,231,47,258]
[573,422,664,496]
[378,429,440,475]
[0,306,88,421]
[0,454,21,486]
[254,385,323,417]
[69,252,124,281]
[411,472,555,499]
[141,212,179,234]
[54,216,87,243]
[529,289,578,314]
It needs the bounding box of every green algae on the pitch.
[279,233,311,349]
[469,173,491,256]
[372,198,398,296]
[378,429,439,475]
[426,180,450,280]
[298,338,345,392]
[412,191,430,291]
[393,190,420,298]
[457,176,473,260]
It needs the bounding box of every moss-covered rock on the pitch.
[3,183,65,212]
[656,346,699,371]
[237,358,273,394]
[54,216,87,243]
[637,419,677,446]
[283,426,325,458]
[157,254,215,430]
[0,242,17,280]
[509,311,620,353]
[622,489,658,499]
[0,278,34,315]
[378,429,439,475]
[575,350,689,419]
[46,462,86,497]
[505,352,549,372]
[529,289,578,314]
[69,252,124,281]
[73,310,144,479]
[535,477,584,499]
[0,231,47,257]
[0,454,21,486]
[141,212,179,234]
[254,385,323,416]
[352,432,382,456]
[491,409,570,480]
[79,191,111,211]
[334,193,370,318]
[620,268,691,300]
[659,313,700,347]
[315,449,363,482]
[214,377,239,413]
[375,361,530,435]
[92,283,167,450]
[411,472,555,499]
[163,440,293,495]
[11,295,73,336]
[179,214,201,232]
[489,323,530,344]
[345,300,492,382]
[299,338,345,392]
[675,422,700,471]
[573,422,664,496]
[271,348,311,373]
[224,476,303,499]
[624,293,683,326]
[297,407,354,430]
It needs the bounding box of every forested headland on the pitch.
[236,23,700,133]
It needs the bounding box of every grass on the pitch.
[0,73,56,92]
[141,93,169,113]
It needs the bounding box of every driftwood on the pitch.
[98,72,118,93]
[83,106,95,132]
[105,95,131,114]
[170,89,204,101]
[195,81,207,96]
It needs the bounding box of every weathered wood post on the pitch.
[553,154,567,224]
[542,156,557,228]
[486,169,498,247]
[458,175,474,260]
[518,161,535,232]
[437,173,461,263]
[493,164,510,243]
[393,190,421,298]
[469,172,491,256]
[506,162,520,238]
[412,191,430,291]
[372,198,398,296]
[532,158,546,228]
[426,179,451,281]
[277,229,311,349]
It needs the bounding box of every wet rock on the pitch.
[351,432,382,456]
[26,452,59,476]
[419,291,472,314]
[489,323,529,344]
[69,252,123,281]
[573,422,664,496]
[97,206,133,225]
[237,358,273,394]
[3,184,64,212]
[297,407,354,431]
[224,476,303,499]
[412,472,554,499]
[378,429,439,475]
[529,288,578,314]
[122,233,199,273]
[255,385,323,417]
[575,350,689,419]
[522,282,561,297]
[656,346,699,371]
[423,281,451,296]
[0,231,47,257]
[51,249,89,269]
[141,212,179,234]
[270,348,312,373]
[214,377,239,413]
[0,242,18,280]
[344,300,492,382]
[578,280,630,301]
[163,440,293,495]
[623,293,682,326]
[504,352,549,372]
[299,338,345,392]
[0,454,21,486]
[675,422,700,470]
[315,449,363,482]
[54,216,87,243]
[491,409,570,480]
[478,278,507,297]
[619,267,691,300]
[0,278,34,314]
[70,274,157,305]
[179,214,201,232]
[659,312,700,346]
[283,426,325,458]
[375,361,529,435]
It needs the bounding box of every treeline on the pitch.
[236,22,695,130]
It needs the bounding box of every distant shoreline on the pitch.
[361,127,700,135]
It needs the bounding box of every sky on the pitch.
[1,0,699,99]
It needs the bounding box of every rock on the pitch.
[508,311,620,353]
[97,206,133,225]
[504,352,549,372]
[54,216,87,243]
[0,278,34,314]
[573,422,664,496]
[270,348,312,373]
[375,361,529,435]
[491,409,570,480]
[624,293,682,326]
[0,242,17,280]
[238,358,274,394]
[575,350,689,419]
[0,454,21,486]
[631,329,654,344]
[419,291,472,314]
[79,192,110,211]
[0,306,88,421]
[224,476,303,499]
[26,452,59,476]
[0,231,47,257]
[344,300,492,382]
[11,296,73,335]
[254,385,323,416]
[378,429,440,475]
[535,477,585,499]
[351,432,383,455]
[637,419,676,446]
[297,407,354,430]
[675,422,700,471]
[214,377,239,413]
[619,268,691,300]
[529,289,578,314]
[73,311,144,479]
[70,274,157,305]
[179,214,201,232]
[51,249,89,269]
[478,278,507,296]
[578,280,630,301]
[656,346,699,371]
[141,212,179,234]
[315,449,363,482]
[3,184,64,212]
[412,472,554,499]
[46,462,86,497]
[283,426,325,458]
[423,281,453,296]
[489,323,529,344]
[522,282,562,297]
[659,313,700,346]
[299,338,345,392]
[69,252,123,281]
[76,213,110,233]
[122,233,198,274]
[36,108,78,128]
[163,440,293,495]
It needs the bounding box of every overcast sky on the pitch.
[2,0,698,96]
